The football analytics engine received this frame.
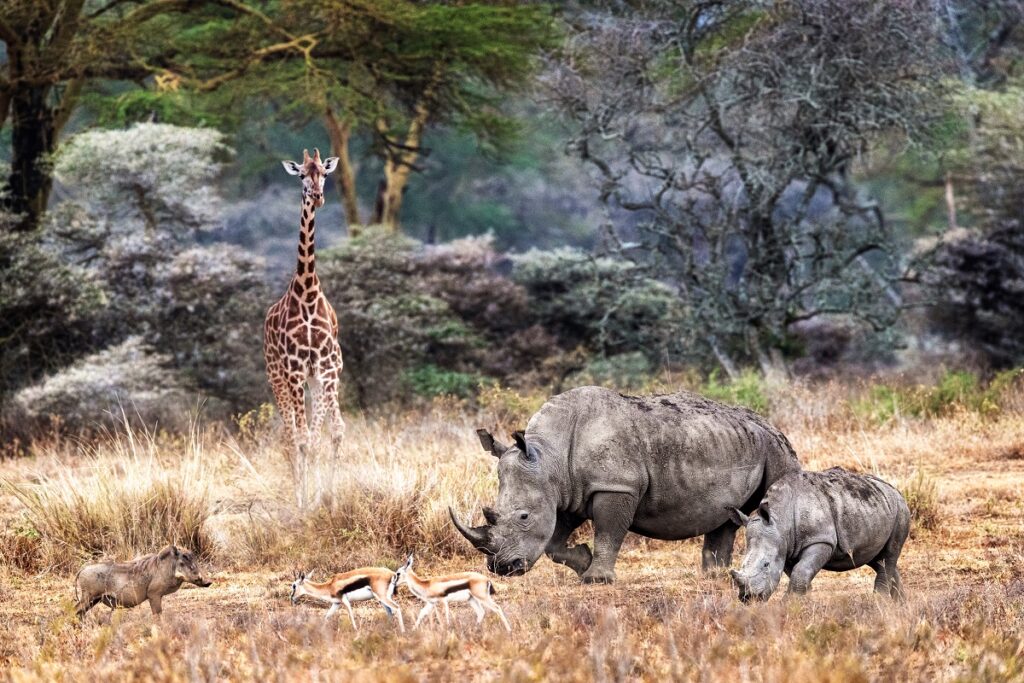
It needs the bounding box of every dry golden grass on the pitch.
[1,381,1023,682]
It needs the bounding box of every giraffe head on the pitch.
[282,148,339,208]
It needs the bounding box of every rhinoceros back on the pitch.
[525,386,801,539]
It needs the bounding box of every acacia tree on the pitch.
[0,0,295,232]
[249,1,558,232]
[546,0,946,376]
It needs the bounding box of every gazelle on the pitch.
[395,554,511,631]
[290,568,405,632]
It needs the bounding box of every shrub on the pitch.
[567,352,654,392]
[511,247,688,362]
[900,470,940,534]
[152,246,272,412]
[700,369,771,415]
[3,446,211,568]
[853,369,1024,425]
[5,337,193,436]
[0,227,106,397]
[405,364,483,399]
[319,230,553,406]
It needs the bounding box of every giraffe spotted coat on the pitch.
[264,148,344,455]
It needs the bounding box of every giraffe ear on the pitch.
[282,160,303,176]
[322,157,340,175]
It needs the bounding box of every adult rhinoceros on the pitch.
[450,386,801,583]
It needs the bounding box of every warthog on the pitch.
[74,545,212,619]
[451,386,801,583]
[728,467,910,602]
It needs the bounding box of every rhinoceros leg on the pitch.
[701,521,739,571]
[786,543,833,595]
[546,514,592,577]
[581,492,637,584]
[870,532,908,600]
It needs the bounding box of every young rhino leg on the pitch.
[787,543,833,595]
[871,515,910,600]
[701,521,739,571]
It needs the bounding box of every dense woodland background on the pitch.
[2,0,1024,438]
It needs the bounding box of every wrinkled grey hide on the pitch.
[74,545,212,619]
[451,386,801,583]
[729,467,910,602]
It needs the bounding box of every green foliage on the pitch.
[853,369,1023,424]
[700,370,771,415]
[569,353,654,392]
[405,365,483,398]
[512,248,688,361]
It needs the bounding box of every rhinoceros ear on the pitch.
[725,506,749,526]
[476,429,508,457]
[511,431,527,453]
[757,502,771,525]
[482,506,499,525]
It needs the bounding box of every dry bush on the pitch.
[900,470,941,534]
[1,426,212,569]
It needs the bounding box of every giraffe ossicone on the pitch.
[264,147,346,475]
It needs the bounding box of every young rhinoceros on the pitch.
[74,545,212,619]
[727,467,910,602]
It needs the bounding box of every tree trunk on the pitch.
[747,326,789,384]
[4,83,57,232]
[373,157,413,230]
[324,106,362,231]
[945,171,958,231]
[707,334,740,381]
[369,63,442,231]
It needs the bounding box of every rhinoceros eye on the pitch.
[519,512,529,521]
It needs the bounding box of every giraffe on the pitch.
[264,148,345,480]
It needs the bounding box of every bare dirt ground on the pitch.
[1,404,1023,681]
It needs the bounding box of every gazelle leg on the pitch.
[433,602,445,627]
[443,599,452,626]
[343,596,358,631]
[414,603,434,629]
[467,597,485,623]
[324,600,340,620]
[378,595,405,632]
[482,599,511,631]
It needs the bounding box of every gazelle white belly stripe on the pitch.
[345,587,374,602]
[444,590,471,603]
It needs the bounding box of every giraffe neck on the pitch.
[296,193,318,279]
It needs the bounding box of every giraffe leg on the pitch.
[284,376,310,507]
[307,374,328,447]
[320,372,345,448]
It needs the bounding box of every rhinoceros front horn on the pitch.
[448,507,494,554]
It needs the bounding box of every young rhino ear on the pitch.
[725,506,749,526]
[758,503,771,525]
[282,160,303,176]
[476,429,508,457]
